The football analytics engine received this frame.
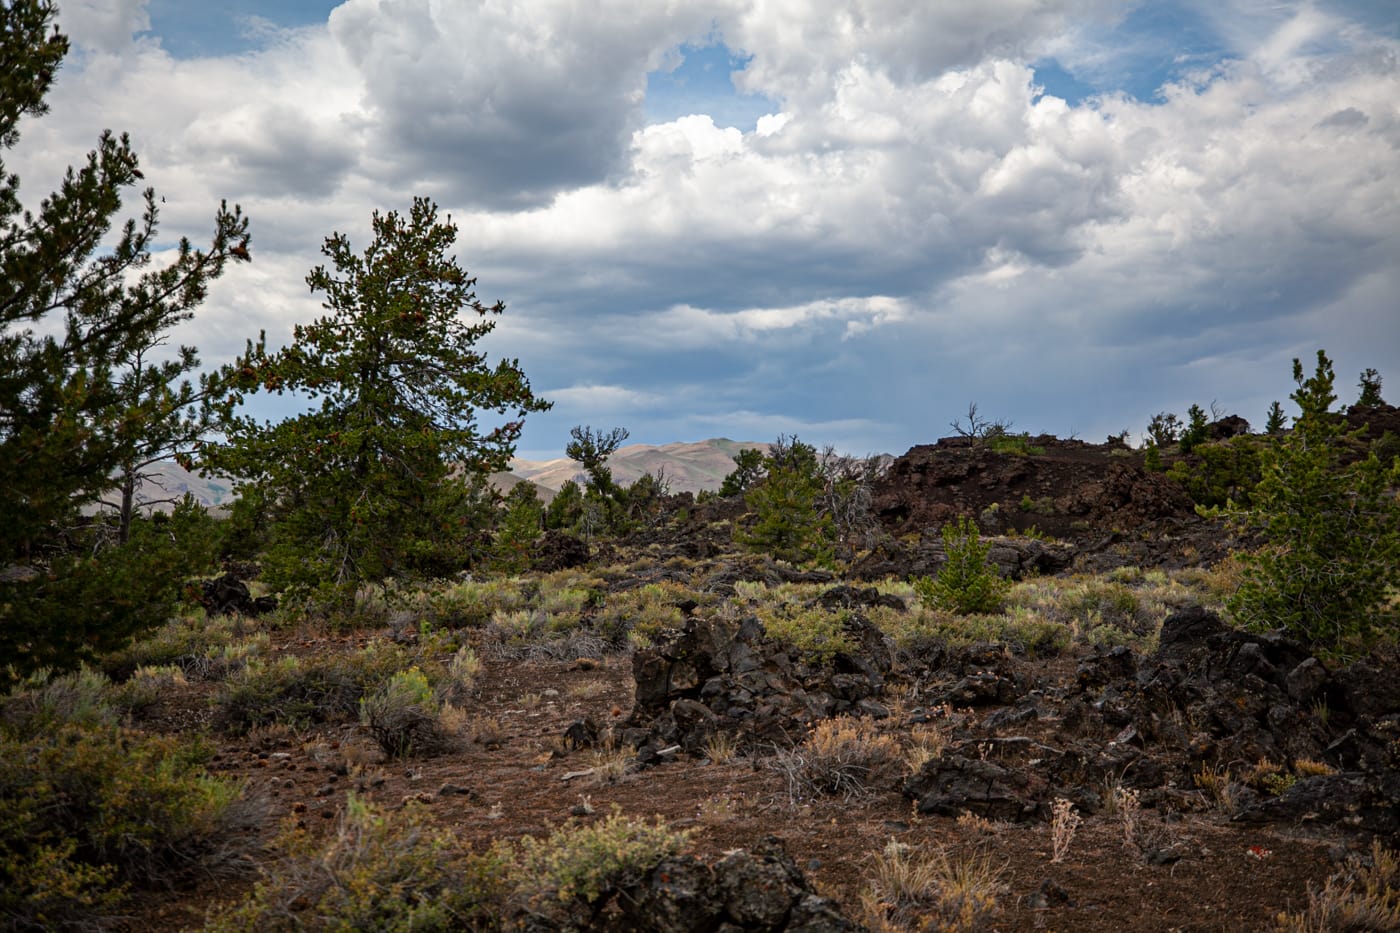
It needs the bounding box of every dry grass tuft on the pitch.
[861,839,1006,932]
[772,716,904,803]
[903,725,946,773]
[1194,763,1236,811]
[703,730,740,764]
[1276,840,1400,932]
[588,731,632,784]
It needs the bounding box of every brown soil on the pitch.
[130,638,1346,932]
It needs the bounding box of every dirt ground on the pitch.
[132,638,1347,932]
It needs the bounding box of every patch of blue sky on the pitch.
[644,42,780,131]
[142,0,341,58]
[1320,0,1399,37]
[1034,2,1233,106]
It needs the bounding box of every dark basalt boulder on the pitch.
[615,837,862,932]
[198,573,277,616]
[531,530,590,571]
[904,754,1045,821]
[625,609,892,756]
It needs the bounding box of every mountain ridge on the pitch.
[129,438,773,508]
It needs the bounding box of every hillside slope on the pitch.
[509,438,767,493]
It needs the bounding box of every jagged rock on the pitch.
[618,856,723,932]
[562,717,599,749]
[1207,415,1251,440]
[614,837,862,932]
[816,584,906,613]
[1232,773,1400,836]
[627,611,892,754]
[1076,645,1137,691]
[1285,657,1328,703]
[198,573,277,616]
[531,530,589,571]
[904,754,1043,821]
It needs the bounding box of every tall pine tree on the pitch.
[210,198,548,603]
[0,1,250,680]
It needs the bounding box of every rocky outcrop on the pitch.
[197,573,277,616]
[1063,607,1400,836]
[615,837,863,932]
[623,597,892,758]
[872,438,1195,543]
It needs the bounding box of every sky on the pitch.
[14,0,1400,460]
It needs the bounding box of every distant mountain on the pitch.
[510,438,768,494]
[123,439,772,511]
[134,460,238,509]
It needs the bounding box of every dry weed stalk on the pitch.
[589,732,631,784]
[1114,786,1142,851]
[955,811,998,837]
[1194,763,1235,811]
[1050,797,1081,863]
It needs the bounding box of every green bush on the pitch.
[757,606,858,665]
[1224,351,1400,647]
[359,667,453,758]
[875,606,1070,657]
[215,641,408,735]
[207,794,503,933]
[103,614,267,682]
[1166,435,1263,508]
[505,809,689,925]
[594,582,695,647]
[987,433,1045,456]
[0,503,221,688]
[1060,581,1147,633]
[735,436,834,566]
[913,517,1009,616]
[1,718,254,930]
[0,667,121,740]
[208,801,686,932]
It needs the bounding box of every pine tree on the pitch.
[0,1,249,680]
[719,448,766,497]
[565,425,629,533]
[209,198,548,602]
[1356,368,1384,408]
[1227,351,1400,645]
[735,435,833,565]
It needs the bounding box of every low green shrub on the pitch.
[112,664,187,717]
[1,720,256,930]
[877,607,1071,657]
[1060,581,1148,634]
[505,809,689,925]
[757,606,858,665]
[987,433,1046,456]
[206,794,504,933]
[209,800,687,931]
[0,667,120,740]
[595,582,698,646]
[215,641,408,735]
[359,667,454,758]
[102,613,257,681]
[427,577,529,629]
